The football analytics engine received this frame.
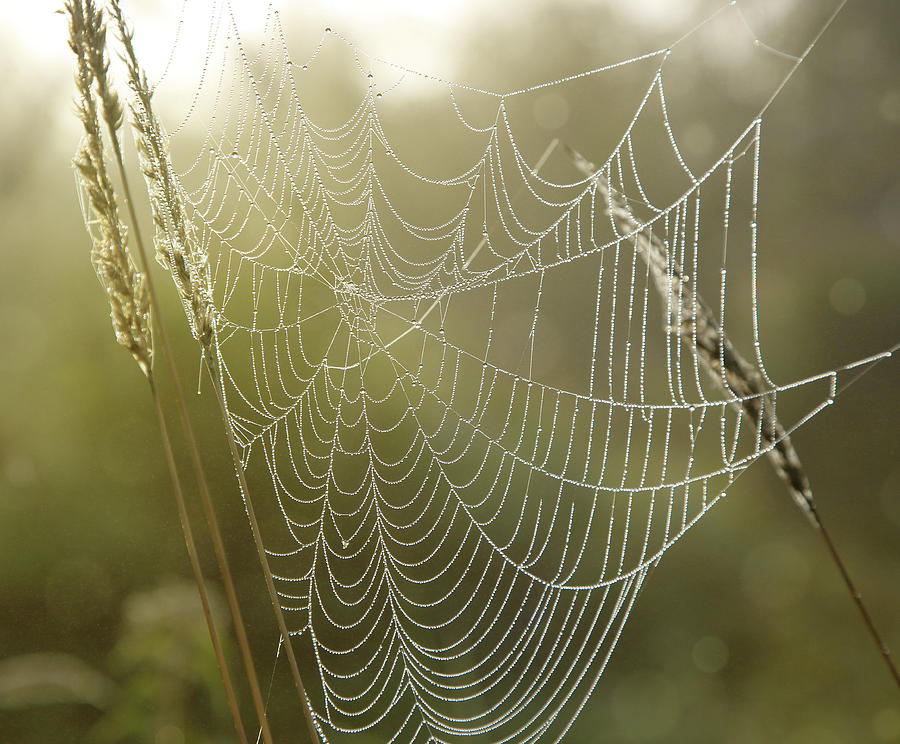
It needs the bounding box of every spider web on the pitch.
[144,2,890,742]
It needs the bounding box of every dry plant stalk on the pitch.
[565,143,900,689]
[110,8,215,352]
[109,2,323,739]
[66,2,251,741]
[76,1,279,740]
[564,145,816,519]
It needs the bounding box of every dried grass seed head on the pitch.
[67,0,152,376]
[109,0,215,352]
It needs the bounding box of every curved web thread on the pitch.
[151,2,890,742]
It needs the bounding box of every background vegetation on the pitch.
[0,1,897,742]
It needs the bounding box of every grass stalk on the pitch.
[144,311,277,744]
[70,1,280,740]
[107,0,322,737]
[147,376,251,744]
[146,318,277,744]
[101,28,278,744]
[65,2,251,741]
[207,364,324,744]
[564,143,900,691]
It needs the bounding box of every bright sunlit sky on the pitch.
[13,0,815,180]
[7,0,698,74]
[3,0,702,142]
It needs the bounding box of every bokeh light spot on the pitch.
[828,277,866,315]
[692,635,729,674]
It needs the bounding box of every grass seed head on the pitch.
[67,0,152,377]
[110,0,215,353]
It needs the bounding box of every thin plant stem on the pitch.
[103,2,325,735]
[79,3,277,737]
[107,114,277,744]
[564,143,900,693]
[810,504,900,689]
[66,1,254,738]
[147,375,250,744]
[206,361,323,744]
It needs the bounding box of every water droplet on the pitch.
[230,151,239,159]
[324,26,332,34]
[367,72,374,79]
[301,64,308,71]
[376,92,383,99]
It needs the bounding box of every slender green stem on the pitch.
[206,361,323,744]
[147,374,249,744]
[565,142,900,694]
[108,147,277,744]
[91,23,276,737]
[66,1,260,738]
[810,505,900,690]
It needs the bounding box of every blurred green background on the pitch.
[0,0,898,742]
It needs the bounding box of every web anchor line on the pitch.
[564,144,900,692]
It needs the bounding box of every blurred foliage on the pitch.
[0,580,234,744]
[89,580,234,744]
[0,1,898,742]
